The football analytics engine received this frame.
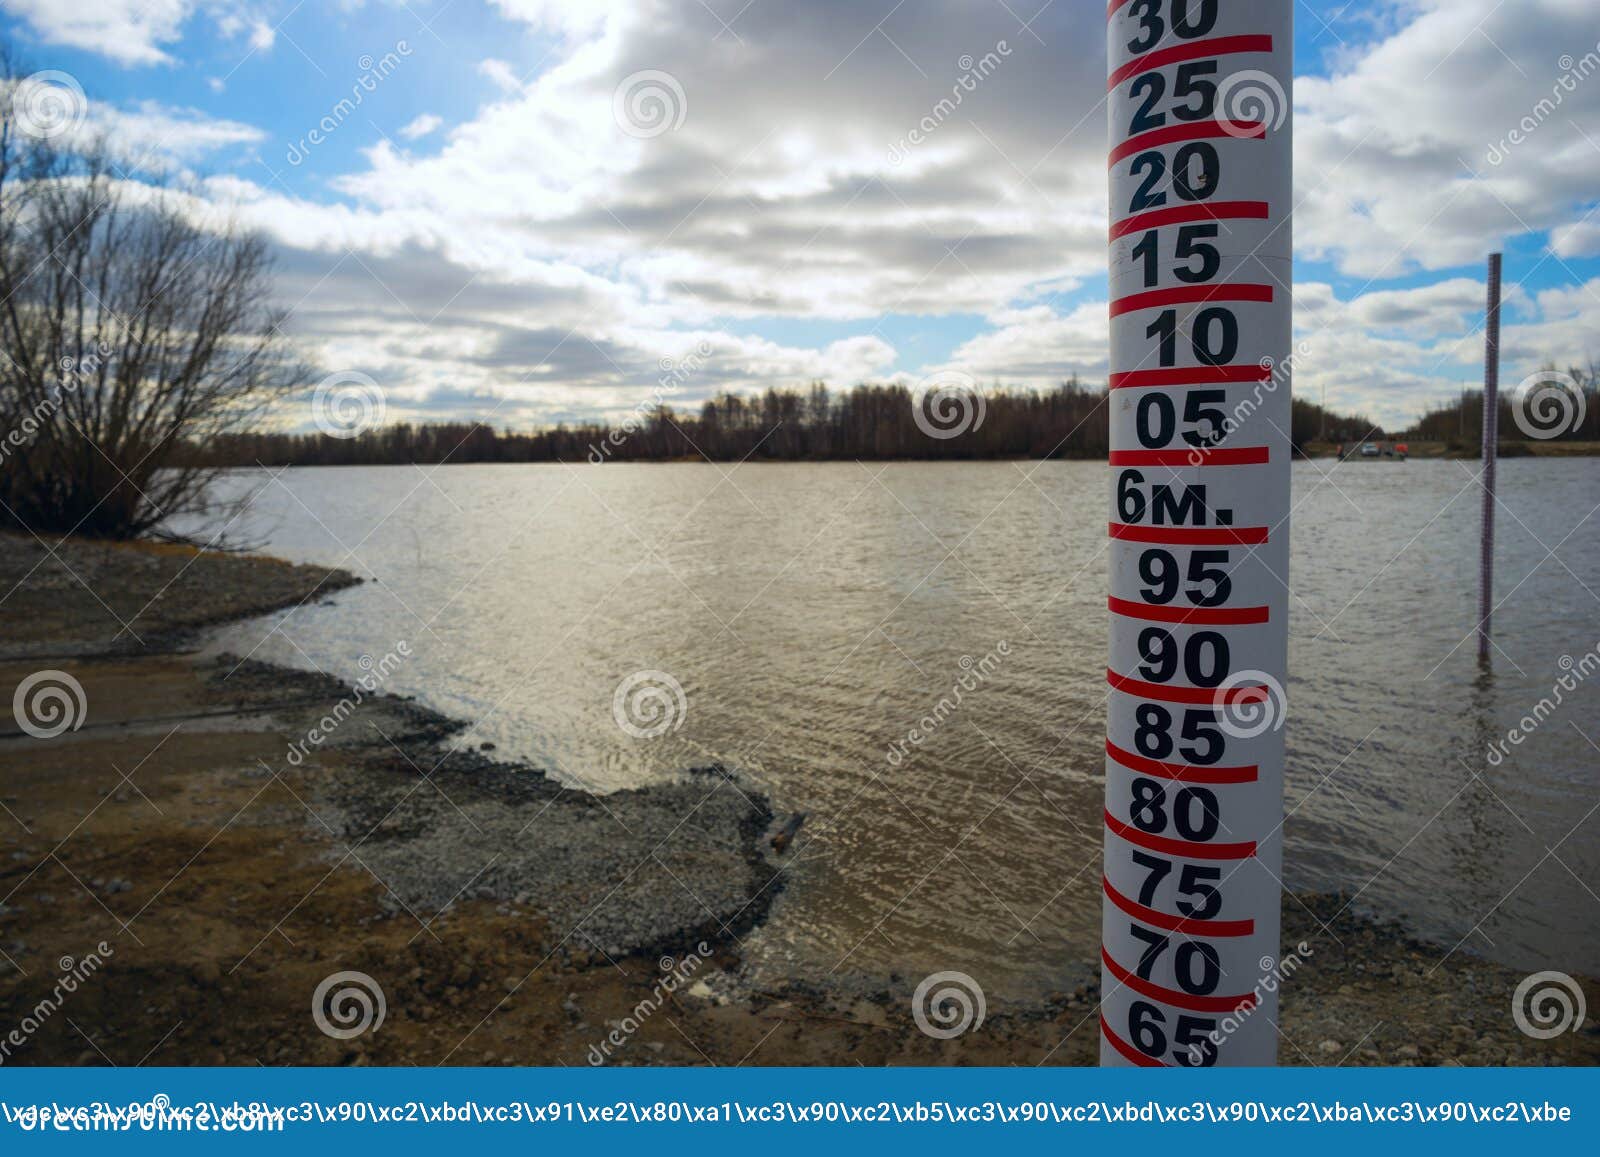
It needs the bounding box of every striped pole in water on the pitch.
[1478,253,1501,666]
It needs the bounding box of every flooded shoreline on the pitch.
[1,529,1597,1065]
[182,459,1600,996]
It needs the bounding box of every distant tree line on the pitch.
[1402,362,1598,450]
[191,380,1380,467]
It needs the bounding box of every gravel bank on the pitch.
[0,532,359,659]
[212,657,780,962]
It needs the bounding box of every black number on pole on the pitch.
[1130,923,1169,978]
[1135,392,1175,447]
[1126,0,1163,54]
[1138,628,1231,686]
[1175,864,1222,918]
[1176,942,1221,995]
[1173,224,1220,283]
[1130,73,1165,134]
[1192,307,1238,366]
[1171,61,1218,121]
[1129,1000,1167,1056]
[1139,549,1179,604]
[1135,703,1173,759]
[1129,152,1166,212]
[1172,142,1219,202]
[1131,850,1174,904]
[1186,550,1232,605]
[1146,310,1177,365]
[1171,0,1219,40]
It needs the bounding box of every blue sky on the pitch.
[4,0,1599,430]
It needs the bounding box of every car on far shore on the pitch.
[1360,442,1381,457]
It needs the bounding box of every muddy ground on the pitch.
[1,533,1596,1067]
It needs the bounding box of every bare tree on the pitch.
[0,58,304,540]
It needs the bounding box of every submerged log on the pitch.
[771,812,807,854]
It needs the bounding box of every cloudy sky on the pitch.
[5,0,1600,430]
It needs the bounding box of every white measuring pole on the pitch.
[1102,0,1292,1067]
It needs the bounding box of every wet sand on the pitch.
[1,533,1595,1066]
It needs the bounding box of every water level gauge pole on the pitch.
[1102,0,1292,1067]
[1478,253,1502,666]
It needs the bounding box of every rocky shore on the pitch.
[0,532,1595,1067]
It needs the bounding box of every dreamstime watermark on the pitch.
[912,369,987,440]
[4,1096,284,1132]
[612,670,688,739]
[1185,341,1312,466]
[1486,43,1600,166]
[586,942,712,1064]
[1183,941,1312,1065]
[912,971,986,1039]
[285,642,411,766]
[887,42,1012,165]
[0,942,114,1065]
[1510,369,1587,439]
[886,641,1011,766]
[0,343,116,468]
[1512,971,1587,1039]
[1212,669,1288,741]
[1485,641,1599,767]
[613,70,687,138]
[287,43,414,165]
[11,669,87,739]
[311,970,386,1040]
[588,340,714,463]
[8,70,87,140]
[311,370,387,438]
[1216,69,1288,138]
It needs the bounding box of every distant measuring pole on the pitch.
[1102,0,1292,1067]
[1478,253,1503,665]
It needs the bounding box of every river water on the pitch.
[199,458,1600,998]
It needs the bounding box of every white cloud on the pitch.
[487,0,626,39]
[399,113,442,140]
[477,58,523,94]
[1551,217,1600,259]
[943,302,1112,386]
[248,19,275,52]
[31,0,1599,429]
[1,0,192,66]
[79,99,265,164]
[1294,0,1600,276]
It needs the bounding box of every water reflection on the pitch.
[201,458,1600,997]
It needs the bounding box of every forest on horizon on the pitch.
[194,380,1398,467]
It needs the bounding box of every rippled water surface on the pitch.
[201,459,1600,998]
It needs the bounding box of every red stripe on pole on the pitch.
[1103,878,1257,937]
[1100,1014,1166,1067]
[1109,363,1271,390]
[1109,35,1274,91]
[1108,596,1269,626]
[1108,522,1270,546]
[1101,947,1259,1012]
[1110,283,1274,318]
[1105,738,1259,784]
[1107,669,1268,705]
[1105,810,1257,860]
[1108,447,1269,468]
[1107,947,1254,1011]
[1109,120,1263,165]
[1110,200,1270,241]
